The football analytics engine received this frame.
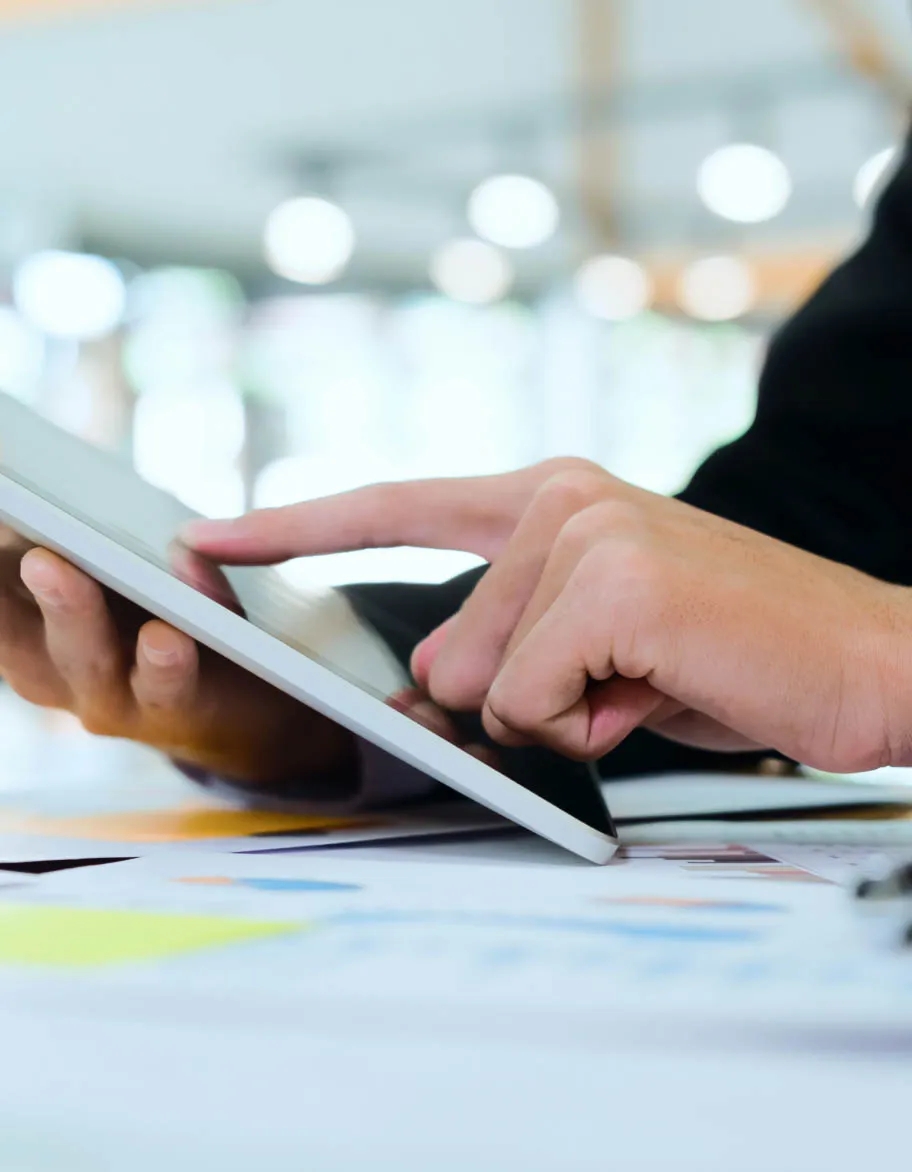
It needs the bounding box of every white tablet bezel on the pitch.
[0,473,618,863]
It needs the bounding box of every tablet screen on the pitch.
[0,394,616,839]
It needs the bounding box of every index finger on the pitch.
[179,473,527,566]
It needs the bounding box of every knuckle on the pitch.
[536,456,603,481]
[77,707,117,737]
[6,677,59,709]
[481,701,520,745]
[595,533,660,584]
[485,677,534,735]
[552,510,602,561]
[535,468,611,518]
[848,744,891,773]
[587,540,668,639]
[588,498,648,538]
[134,671,183,707]
[426,646,490,712]
[553,499,646,564]
[70,654,123,695]
[564,541,666,679]
[552,737,599,763]
[805,733,890,776]
[134,670,193,717]
[48,581,95,619]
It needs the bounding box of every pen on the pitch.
[855,858,912,948]
[855,861,912,901]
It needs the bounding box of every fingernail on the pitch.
[21,561,63,606]
[388,688,424,714]
[421,705,459,740]
[465,744,501,769]
[143,644,179,667]
[410,638,431,682]
[389,695,452,738]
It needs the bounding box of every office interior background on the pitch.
[0,0,907,593]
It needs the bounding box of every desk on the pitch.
[0,686,908,1171]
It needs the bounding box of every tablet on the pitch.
[0,393,619,863]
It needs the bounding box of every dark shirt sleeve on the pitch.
[680,135,912,585]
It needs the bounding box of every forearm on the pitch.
[867,582,912,770]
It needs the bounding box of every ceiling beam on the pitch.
[799,0,912,105]
[574,0,620,249]
[648,246,837,316]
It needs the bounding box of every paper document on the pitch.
[606,771,912,821]
[5,838,907,1039]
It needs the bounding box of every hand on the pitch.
[0,528,355,787]
[181,459,910,773]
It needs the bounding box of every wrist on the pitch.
[864,582,912,770]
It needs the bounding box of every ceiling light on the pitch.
[264,197,354,285]
[429,238,513,304]
[0,307,44,395]
[677,256,757,321]
[574,255,653,321]
[697,144,792,224]
[467,174,559,249]
[13,251,126,340]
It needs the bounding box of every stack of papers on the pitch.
[607,772,912,843]
[0,744,908,1168]
[2,827,909,1031]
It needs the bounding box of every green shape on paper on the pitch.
[0,904,300,966]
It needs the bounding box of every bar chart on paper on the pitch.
[179,876,365,893]
[9,844,910,1034]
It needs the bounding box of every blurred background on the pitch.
[0,0,908,588]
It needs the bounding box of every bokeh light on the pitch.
[467,174,559,249]
[129,267,245,326]
[13,251,126,340]
[429,238,513,304]
[264,197,355,284]
[574,255,654,321]
[0,307,44,399]
[697,144,792,224]
[853,146,898,209]
[133,384,246,517]
[677,256,757,321]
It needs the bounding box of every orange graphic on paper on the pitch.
[0,805,377,843]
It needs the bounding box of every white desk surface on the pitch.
[0,687,909,1172]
